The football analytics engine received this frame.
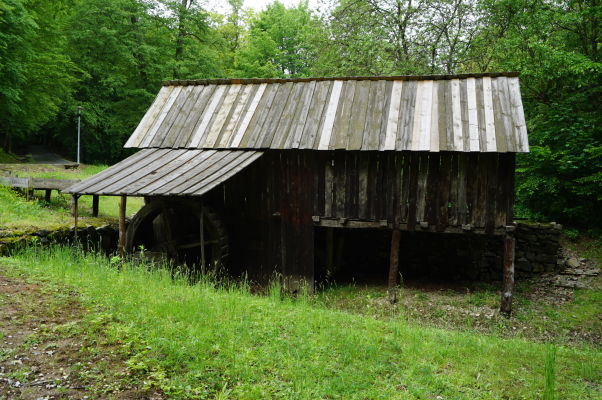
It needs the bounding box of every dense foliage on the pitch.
[0,0,600,228]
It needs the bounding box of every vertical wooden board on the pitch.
[506,153,516,224]
[313,82,335,150]
[485,154,499,233]
[495,153,510,228]
[175,85,216,147]
[126,86,173,147]
[368,153,379,220]
[459,79,470,152]
[482,77,497,152]
[188,85,227,147]
[383,80,402,150]
[399,152,411,223]
[476,155,489,228]
[378,81,394,150]
[397,80,417,150]
[498,77,517,152]
[217,84,254,148]
[409,81,424,151]
[465,153,479,225]
[161,86,199,147]
[491,79,508,153]
[273,82,304,148]
[332,81,357,150]
[417,80,433,151]
[347,153,360,218]
[439,81,450,151]
[377,152,388,220]
[287,81,317,148]
[450,79,464,151]
[384,154,394,221]
[466,78,480,152]
[259,82,295,148]
[430,81,440,152]
[364,80,386,150]
[334,151,346,217]
[231,84,267,147]
[415,153,428,222]
[324,154,334,217]
[507,78,528,152]
[391,153,402,222]
[317,80,343,150]
[475,78,487,153]
[299,81,331,149]
[437,154,451,231]
[347,80,371,150]
[448,153,459,226]
[317,153,326,216]
[358,155,369,219]
[437,81,448,151]
[456,153,468,225]
[140,86,183,147]
[243,84,280,147]
[424,153,440,227]
[406,152,419,231]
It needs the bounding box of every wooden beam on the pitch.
[388,228,401,303]
[92,195,99,217]
[118,195,127,257]
[500,233,515,315]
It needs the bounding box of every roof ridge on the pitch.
[163,72,520,86]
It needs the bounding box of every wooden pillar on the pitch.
[92,195,99,217]
[118,195,127,257]
[45,189,52,203]
[388,228,401,302]
[500,232,516,315]
[72,195,79,241]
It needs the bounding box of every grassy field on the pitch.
[1,246,600,399]
[0,163,144,230]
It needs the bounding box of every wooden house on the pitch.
[66,72,528,313]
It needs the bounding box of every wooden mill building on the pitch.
[66,72,528,312]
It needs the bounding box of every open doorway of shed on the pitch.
[313,228,503,288]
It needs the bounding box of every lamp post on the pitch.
[77,106,82,164]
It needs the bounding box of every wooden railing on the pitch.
[0,176,80,201]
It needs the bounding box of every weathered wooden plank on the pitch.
[347,80,370,150]
[299,81,331,149]
[204,84,243,147]
[151,85,195,147]
[475,78,487,153]
[498,77,517,152]
[259,82,295,148]
[140,86,183,147]
[437,80,448,151]
[317,80,343,150]
[500,233,515,315]
[429,81,440,152]
[217,84,254,148]
[424,153,440,227]
[358,155,369,219]
[418,80,433,151]
[415,153,428,222]
[287,81,317,148]
[313,82,335,150]
[450,78,464,151]
[491,78,508,153]
[230,83,267,147]
[448,153,459,226]
[482,77,497,151]
[363,80,384,150]
[0,176,30,188]
[143,150,216,194]
[378,81,394,150]
[406,153,419,231]
[167,86,206,147]
[397,80,417,150]
[368,153,378,220]
[466,78,480,151]
[459,79,470,152]
[324,154,334,217]
[456,153,468,225]
[409,80,424,151]
[383,80,402,150]
[334,152,346,217]
[495,153,510,227]
[332,80,357,150]
[189,85,228,147]
[175,85,216,147]
[126,86,173,147]
[444,80,455,151]
[465,153,479,225]
[399,152,411,223]
[273,82,305,149]
[30,178,81,190]
[507,78,528,152]
[244,84,280,148]
[437,154,451,231]
[316,153,326,216]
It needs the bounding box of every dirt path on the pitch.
[0,273,162,400]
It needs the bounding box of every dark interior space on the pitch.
[314,228,504,287]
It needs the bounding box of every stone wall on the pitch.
[514,222,563,276]
[0,225,119,256]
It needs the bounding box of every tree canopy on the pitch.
[0,0,600,229]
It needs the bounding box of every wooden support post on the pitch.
[500,233,515,315]
[118,195,127,258]
[72,195,79,241]
[200,204,205,271]
[388,228,401,303]
[45,189,51,203]
[92,195,99,217]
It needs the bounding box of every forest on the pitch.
[0,0,600,229]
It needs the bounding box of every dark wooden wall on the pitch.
[203,150,516,287]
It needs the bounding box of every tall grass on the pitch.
[544,344,557,400]
[3,246,601,399]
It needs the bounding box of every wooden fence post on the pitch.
[388,228,401,303]
[118,195,127,257]
[92,195,99,217]
[500,231,516,315]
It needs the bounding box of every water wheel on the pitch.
[125,198,228,269]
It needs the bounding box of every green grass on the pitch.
[0,148,20,163]
[0,164,144,230]
[2,246,600,399]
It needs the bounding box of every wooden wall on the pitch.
[203,150,516,286]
